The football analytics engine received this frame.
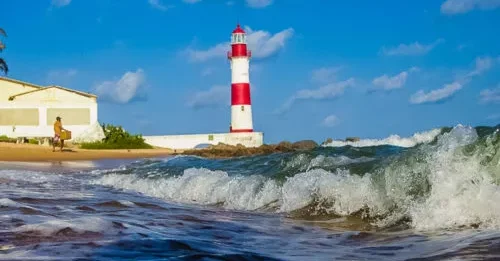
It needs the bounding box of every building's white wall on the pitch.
[0,102,98,139]
[0,79,40,101]
[230,57,250,83]
[144,132,264,150]
[231,105,253,130]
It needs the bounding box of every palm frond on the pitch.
[0,58,8,75]
[0,28,7,37]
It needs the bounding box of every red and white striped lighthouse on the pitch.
[228,24,253,133]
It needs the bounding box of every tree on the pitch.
[0,28,8,75]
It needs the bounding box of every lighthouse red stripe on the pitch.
[231,44,248,57]
[231,83,251,105]
[230,128,253,133]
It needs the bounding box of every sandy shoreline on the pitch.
[0,142,179,162]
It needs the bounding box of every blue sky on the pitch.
[1,0,500,143]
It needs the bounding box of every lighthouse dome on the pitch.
[232,24,245,34]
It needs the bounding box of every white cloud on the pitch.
[441,0,500,15]
[51,0,71,7]
[148,0,172,11]
[92,69,147,104]
[276,78,355,113]
[410,81,463,104]
[480,85,500,103]
[409,56,495,105]
[372,67,419,90]
[186,26,294,62]
[467,56,494,77]
[246,0,273,8]
[322,115,339,127]
[381,39,444,56]
[201,67,214,77]
[46,69,77,85]
[311,67,342,84]
[187,85,230,108]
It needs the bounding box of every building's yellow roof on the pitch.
[0,76,97,100]
[0,76,45,89]
[8,85,97,100]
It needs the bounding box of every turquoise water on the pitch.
[0,124,499,260]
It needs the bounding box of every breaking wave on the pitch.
[322,128,443,148]
[92,124,500,231]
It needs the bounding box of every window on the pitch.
[241,105,244,111]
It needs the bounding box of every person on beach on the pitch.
[52,116,67,152]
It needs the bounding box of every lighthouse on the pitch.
[228,24,253,133]
[142,23,263,150]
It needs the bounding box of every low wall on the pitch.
[143,132,264,150]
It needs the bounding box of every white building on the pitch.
[0,76,100,141]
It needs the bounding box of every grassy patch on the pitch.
[78,124,153,150]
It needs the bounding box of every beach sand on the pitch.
[0,142,178,162]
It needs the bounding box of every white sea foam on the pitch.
[12,216,118,236]
[323,128,442,148]
[0,170,63,184]
[0,198,25,208]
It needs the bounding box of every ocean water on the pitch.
[1,124,499,261]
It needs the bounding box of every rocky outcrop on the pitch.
[180,140,319,159]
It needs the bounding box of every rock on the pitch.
[345,137,360,142]
[181,139,319,159]
[276,141,294,152]
[292,140,318,150]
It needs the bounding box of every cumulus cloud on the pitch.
[276,78,355,114]
[322,115,339,127]
[410,56,495,105]
[380,39,444,56]
[46,69,77,86]
[187,85,230,109]
[410,81,463,104]
[186,26,294,62]
[480,85,500,104]
[246,0,273,8]
[372,67,419,91]
[311,67,342,84]
[441,0,500,15]
[51,0,71,7]
[92,69,147,104]
[148,0,172,11]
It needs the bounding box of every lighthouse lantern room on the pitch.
[228,24,254,133]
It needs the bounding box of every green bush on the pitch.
[79,123,153,150]
[0,135,16,143]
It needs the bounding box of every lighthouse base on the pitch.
[143,132,264,150]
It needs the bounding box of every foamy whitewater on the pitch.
[1,124,499,260]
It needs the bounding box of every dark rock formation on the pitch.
[292,140,318,150]
[181,140,319,159]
